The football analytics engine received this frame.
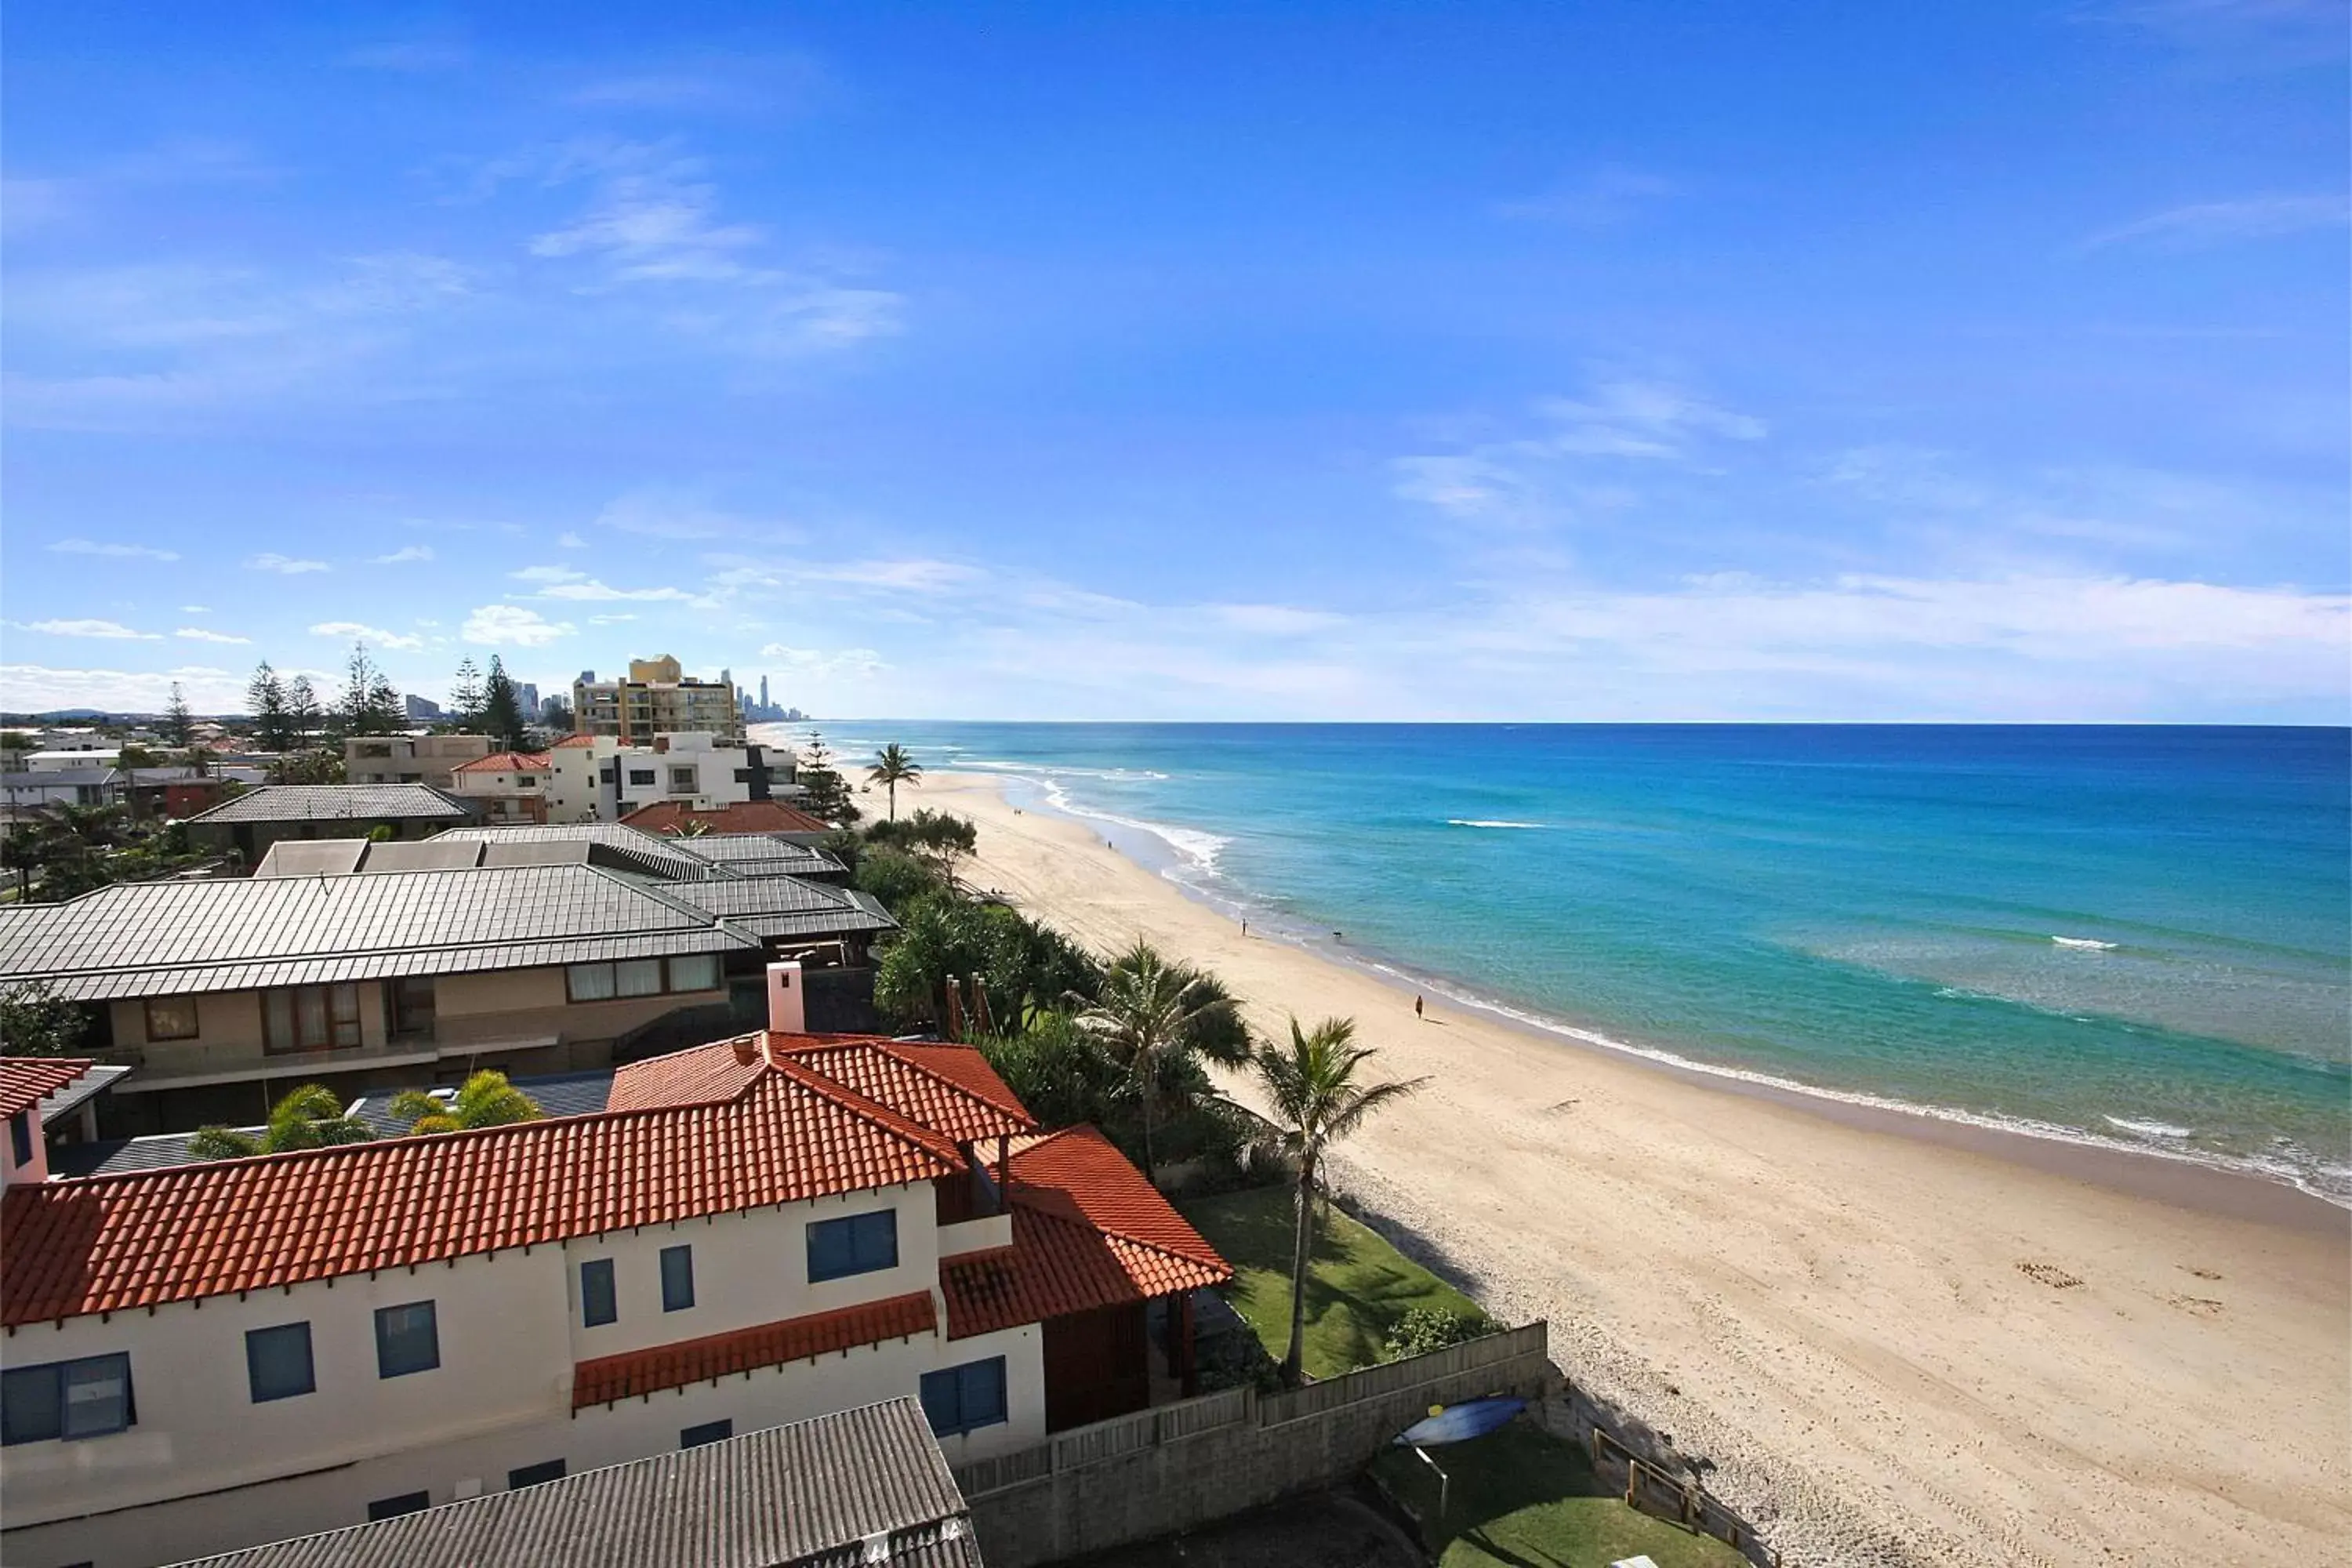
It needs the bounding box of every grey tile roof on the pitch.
[625,873,898,942]
[432,822,726,881]
[2,768,122,789]
[252,840,372,877]
[670,833,848,877]
[0,864,761,1001]
[187,784,477,823]
[34,1062,130,1122]
[165,1397,981,1568]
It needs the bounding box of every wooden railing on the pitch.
[1590,1426,1780,1566]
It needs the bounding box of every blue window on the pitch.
[509,1459,566,1489]
[2,1354,134,1444]
[245,1323,315,1403]
[367,1492,430,1521]
[374,1301,439,1378]
[661,1245,695,1312]
[806,1209,897,1283]
[920,1358,1008,1438]
[9,1111,30,1167]
[680,1418,732,1449]
[579,1259,617,1327]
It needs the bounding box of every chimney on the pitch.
[766,960,806,1036]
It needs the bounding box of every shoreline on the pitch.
[970,763,2346,1232]
[910,766,2351,1568]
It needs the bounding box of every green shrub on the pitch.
[1383,1305,1493,1361]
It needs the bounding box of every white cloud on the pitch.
[176,627,251,644]
[21,619,160,640]
[372,544,434,564]
[247,552,331,574]
[757,644,887,678]
[538,579,702,603]
[589,613,637,624]
[0,663,246,713]
[49,538,180,561]
[557,531,587,549]
[310,620,425,651]
[511,564,586,584]
[593,490,747,540]
[463,604,574,647]
[1206,604,1348,636]
[2082,194,2350,251]
[180,604,211,614]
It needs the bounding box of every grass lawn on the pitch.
[1372,1423,1749,1568]
[1179,1185,1485,1378]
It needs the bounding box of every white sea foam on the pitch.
[2103,1116,2194,1138]
[989,768,1230,873]
[2052,935,2118,951]
[1446,818,1545,829]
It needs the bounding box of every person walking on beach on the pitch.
[1415,994,1425,1021]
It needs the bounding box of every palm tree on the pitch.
[390,1070,542,1136]
[1071,941,1226,1186]
[866,744,924,822]
[188,1084,374,1161]
[1253,1017,1427,1385]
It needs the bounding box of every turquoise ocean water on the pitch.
[768,724,2350,1204]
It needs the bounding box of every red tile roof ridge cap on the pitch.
[1004,1123,1229,1271]
[763,1053,967,1168]
[873,1040,1037,1124]
[777,1036,1036,1129]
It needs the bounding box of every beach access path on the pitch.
[917,769,2350,1568]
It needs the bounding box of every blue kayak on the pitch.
[1392,1396,1526,1446]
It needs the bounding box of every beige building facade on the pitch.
[343,734,495,790]
[572,655,742,745]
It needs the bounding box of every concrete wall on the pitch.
[1,1181,1048,1568]
[953,1323,1554,1568]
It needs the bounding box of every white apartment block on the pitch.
[544,732,794,824]
[0,977,1229,1568]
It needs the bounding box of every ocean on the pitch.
[765,723,2352,1204]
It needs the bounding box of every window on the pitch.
[807,1209,898,1283]
[615,958,663,998]
[667,953,720,993]
[518,776,539,789]
[565,962,618,1003]
[245,1323,315,1403]
[579,1259,617,1327]
[628,769,656,786]
[680,1419,732,1449]
[2,1354,134,1445]
[388,976,437,1040]
[8,1112,29,1167]
[661,1245,695,1312]
[374,1301,439,1378]
[263,983,362,1054]
[509,1459,566,1489]
[920,1358,1007,1438]
[566,958,717,1004]
[367,1492,430,1522]
[143,996,199,1042]
[668,767,697,794]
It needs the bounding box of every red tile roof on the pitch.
[552,734,602,749]
[0,1058,92,1122]
[622,800,834,836]
[617,1035,1033,1145]
[942,1127,1231,1338]
[452,751,553,775]
[572,1291,937,1409]
[0,1065,957,1327]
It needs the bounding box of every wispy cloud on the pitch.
[176,627,251,644]
[557,531,588,549]
[1204,604,1348,636]
[247,552,331,574]
[757,643,887,678]
[342,39,471,72]
[463,604,574,647]
[180,605,211,614]
[2081,193,2349,250]
[310,620,424,651]
[2078,0,2348,67]
[589,613,637,624]
[0,663,248,713]
[20,619,160,640]
[372,544,436,564]
[1495,165,1677,225]
[49,538,180,561]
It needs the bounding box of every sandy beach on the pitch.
[914,768,2351,1568]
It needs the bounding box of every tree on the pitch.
[162,682,194,747]
[285,675,323,747]
[390,1070,541,1135]
[448,659,485,730]
[1251,1018,1426,1385]
[866,809,978,886]
[481,657,526,750]
[540,695,572,731]
[339,643,393,738]
[0,982,86,1056]
[866,744,924,822]
[247,662,291,751]
[1071,941,1229,1188]
[188,1084,375,1161]
[13,802,132,900]
[116,745,165,770]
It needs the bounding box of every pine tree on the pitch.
[449,658,484,731]
[285,676,322,746]
[246,662,291,750]
[339,643,391,738]
[481,656,526,750]
[162,682,194,746]
[368,676,404,734]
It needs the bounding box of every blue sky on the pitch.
[3,1,2345,721]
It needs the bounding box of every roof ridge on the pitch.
[785,1037,1036,1129]
[765,1053,966,1167]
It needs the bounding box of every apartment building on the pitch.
[343,734,495,791]
[572,655,743,745]
[0,985,1231,1568]
[544,731,792,823]
[446,750,553,824]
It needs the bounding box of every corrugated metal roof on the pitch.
[433,822,728,881]
[187,784,476,823]
[671,834,847,877]
[2,768,122,788]
[162,1397,980,1568]
[0,864,760,1001]
[252,840,371,877]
